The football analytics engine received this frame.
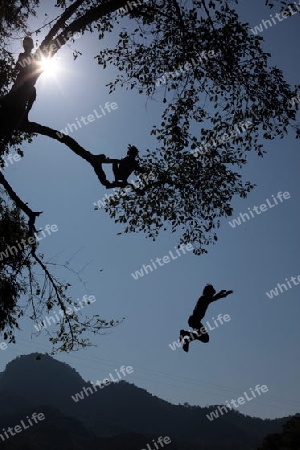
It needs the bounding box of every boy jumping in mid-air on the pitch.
[179,284,233,352]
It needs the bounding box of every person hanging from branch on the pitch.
[110,145,147,189]
[91,145,147,193]
[179,284,233,352]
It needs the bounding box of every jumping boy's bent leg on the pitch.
[194,322,209,343]
[187,316,209,342]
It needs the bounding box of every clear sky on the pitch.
[1,0,300,420]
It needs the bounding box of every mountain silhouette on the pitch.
[0,353,293,450]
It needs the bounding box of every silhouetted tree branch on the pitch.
[0,0,299,350]
[0,172,42,232]
[22,120,119,187]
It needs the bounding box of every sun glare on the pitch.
[39,57,59,77]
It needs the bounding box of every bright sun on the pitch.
[39,57,59,77]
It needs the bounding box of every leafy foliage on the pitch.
[0,1,125,352]
[0,194,32,341]
[0,0,299,347]
[96,0,299,252]
[257,415,300,449]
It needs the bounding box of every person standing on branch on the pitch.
[0,36,41,138]
[11,36,42,118]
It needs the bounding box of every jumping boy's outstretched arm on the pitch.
[211,290,233,302]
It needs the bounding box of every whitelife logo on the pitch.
[71,365,133,402]
[192,120,253,159]
[155,50,215,87]
[228,191,290,228]
[0,341,8,351]
[289,92,300,106]
[0,224,58,262]
[169,313,231,351]
[250,2,300,35]
[116,0,150,16]
[33,295,96,332]
[93,172,156,210]
[0,152,22,170]
[206,385,269,421]
[140,436,172,450]
[266,273,300,299]
[131,244,194,280]
[56,102,118,138]
[0,412,45,443]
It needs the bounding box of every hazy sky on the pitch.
[1,0,300,420]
